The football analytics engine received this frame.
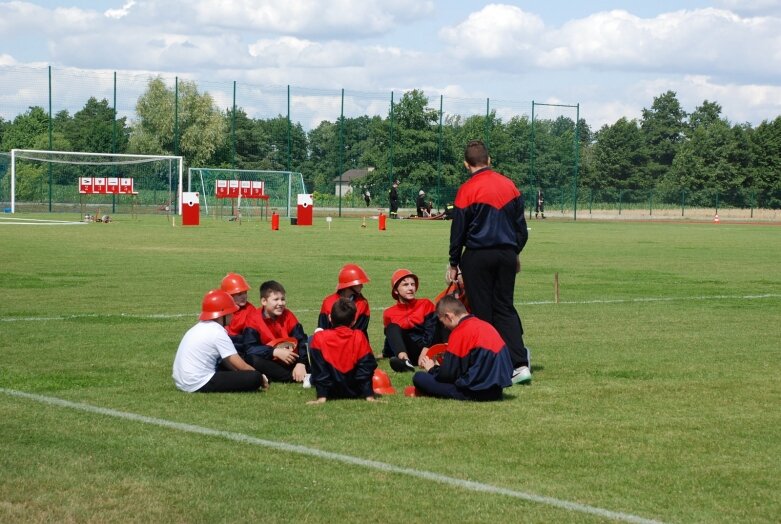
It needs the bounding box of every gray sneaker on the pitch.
[511,366,532,385]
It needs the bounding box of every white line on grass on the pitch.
[0,216,86,225]
[2,293,779,322]
[0,387,665,524]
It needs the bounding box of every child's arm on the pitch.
[241,326,275,360]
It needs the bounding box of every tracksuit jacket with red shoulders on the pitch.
[318,292,371,337]
[449,167,528,268]
[226,302,256,353]
[242,308,309,366]
[309,326,378,399]
[429,315,513,391]
[382,298,438,349]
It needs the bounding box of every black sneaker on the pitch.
[389,357,415,372]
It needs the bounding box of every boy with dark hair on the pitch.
[242,280,309,383]
[308,298,378,404]
[448,139,532,385]
[412,295,512,401]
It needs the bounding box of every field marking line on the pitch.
[0,387,665,524]
[2,293,779,323]
[0,216,86,225]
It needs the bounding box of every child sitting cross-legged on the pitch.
[242,280,309,383]
[308,298,379,404]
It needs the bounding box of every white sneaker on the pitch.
[511,366,532,385]
[302,374,312,389]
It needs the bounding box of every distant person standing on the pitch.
[448,139,531,385]
[364,188,372,207]
[416,190,427,217]
[389,180,400,219]
[535,188,545,219]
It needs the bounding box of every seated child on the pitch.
[317,263,371,339]
[172,289,268,393]
[308,298,378,403]
[412,295,512,401]
[220,272,256,353]
[242,280,309,383]
[383,269,441,372]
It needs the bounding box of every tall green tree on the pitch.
[64,97,129,153]
[129,77,225,168]
[641,91,686,183]
[592,117,648,197]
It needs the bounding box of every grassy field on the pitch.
[1,213,780,523]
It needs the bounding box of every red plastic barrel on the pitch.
[271,212,279,230]
[379,212,386,231]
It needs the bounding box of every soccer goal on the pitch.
[189,167,307,218]
[7,149,183,215]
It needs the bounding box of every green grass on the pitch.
[1,214,780,523]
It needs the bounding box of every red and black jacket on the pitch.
[318,292,370,338]
[226,302,256,353]
[428,315,513,391]
[449,167,528,268]
[242,308,309,367]
[382,298,438,350]
[309,326,377,399]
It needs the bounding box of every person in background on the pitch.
[535,187,545,219]
[172,289,268,393]
[416,190,428,217]
[389,180,400,219]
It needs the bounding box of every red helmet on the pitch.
[426,343,448,364]
[337,263,370,291]
[199,289,240,320]
[220,272,250,295]
[391,268,418,300]
[372,369,396,395]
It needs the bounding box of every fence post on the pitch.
[48,65,53,212]
[750,189,755,218]
[338,88,344,218]
[649,191,653,216]
[681,189,685,216]
[618,191,622,215]
[589,188,593,214]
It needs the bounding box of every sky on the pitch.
[1,0,781,129]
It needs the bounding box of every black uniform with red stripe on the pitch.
[428,315,512,391]
[225,302,256,353]
[449,167,529,368]
[241,308,309,366]
[309,326,378,399]
[318,292,370,339]
[382,298,438,360]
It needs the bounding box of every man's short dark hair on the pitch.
[464,139,489,167]
[260,280,285,299]
[436,294,467,316]
[330,297,357,327]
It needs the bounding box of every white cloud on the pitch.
[190,0,434,37]
[104,0,136,20]
[440,5,781,82]
[439,4,545,62]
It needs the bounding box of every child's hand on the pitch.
[292,363,307,382]
[273,347,297,365]
[260,374,270,391]
[420,355,435,371]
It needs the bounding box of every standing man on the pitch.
[535,187,545,219]
[448,140,532,384]
[389,180,400,219]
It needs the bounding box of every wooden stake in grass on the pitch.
[554,272,560,304]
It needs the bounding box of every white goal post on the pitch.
[9,149,183,214]
[188,167,307,218]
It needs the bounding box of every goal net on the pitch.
[7,149,183,214]
[189,168,307,218]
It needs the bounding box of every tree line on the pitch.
[1,77,779,208]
